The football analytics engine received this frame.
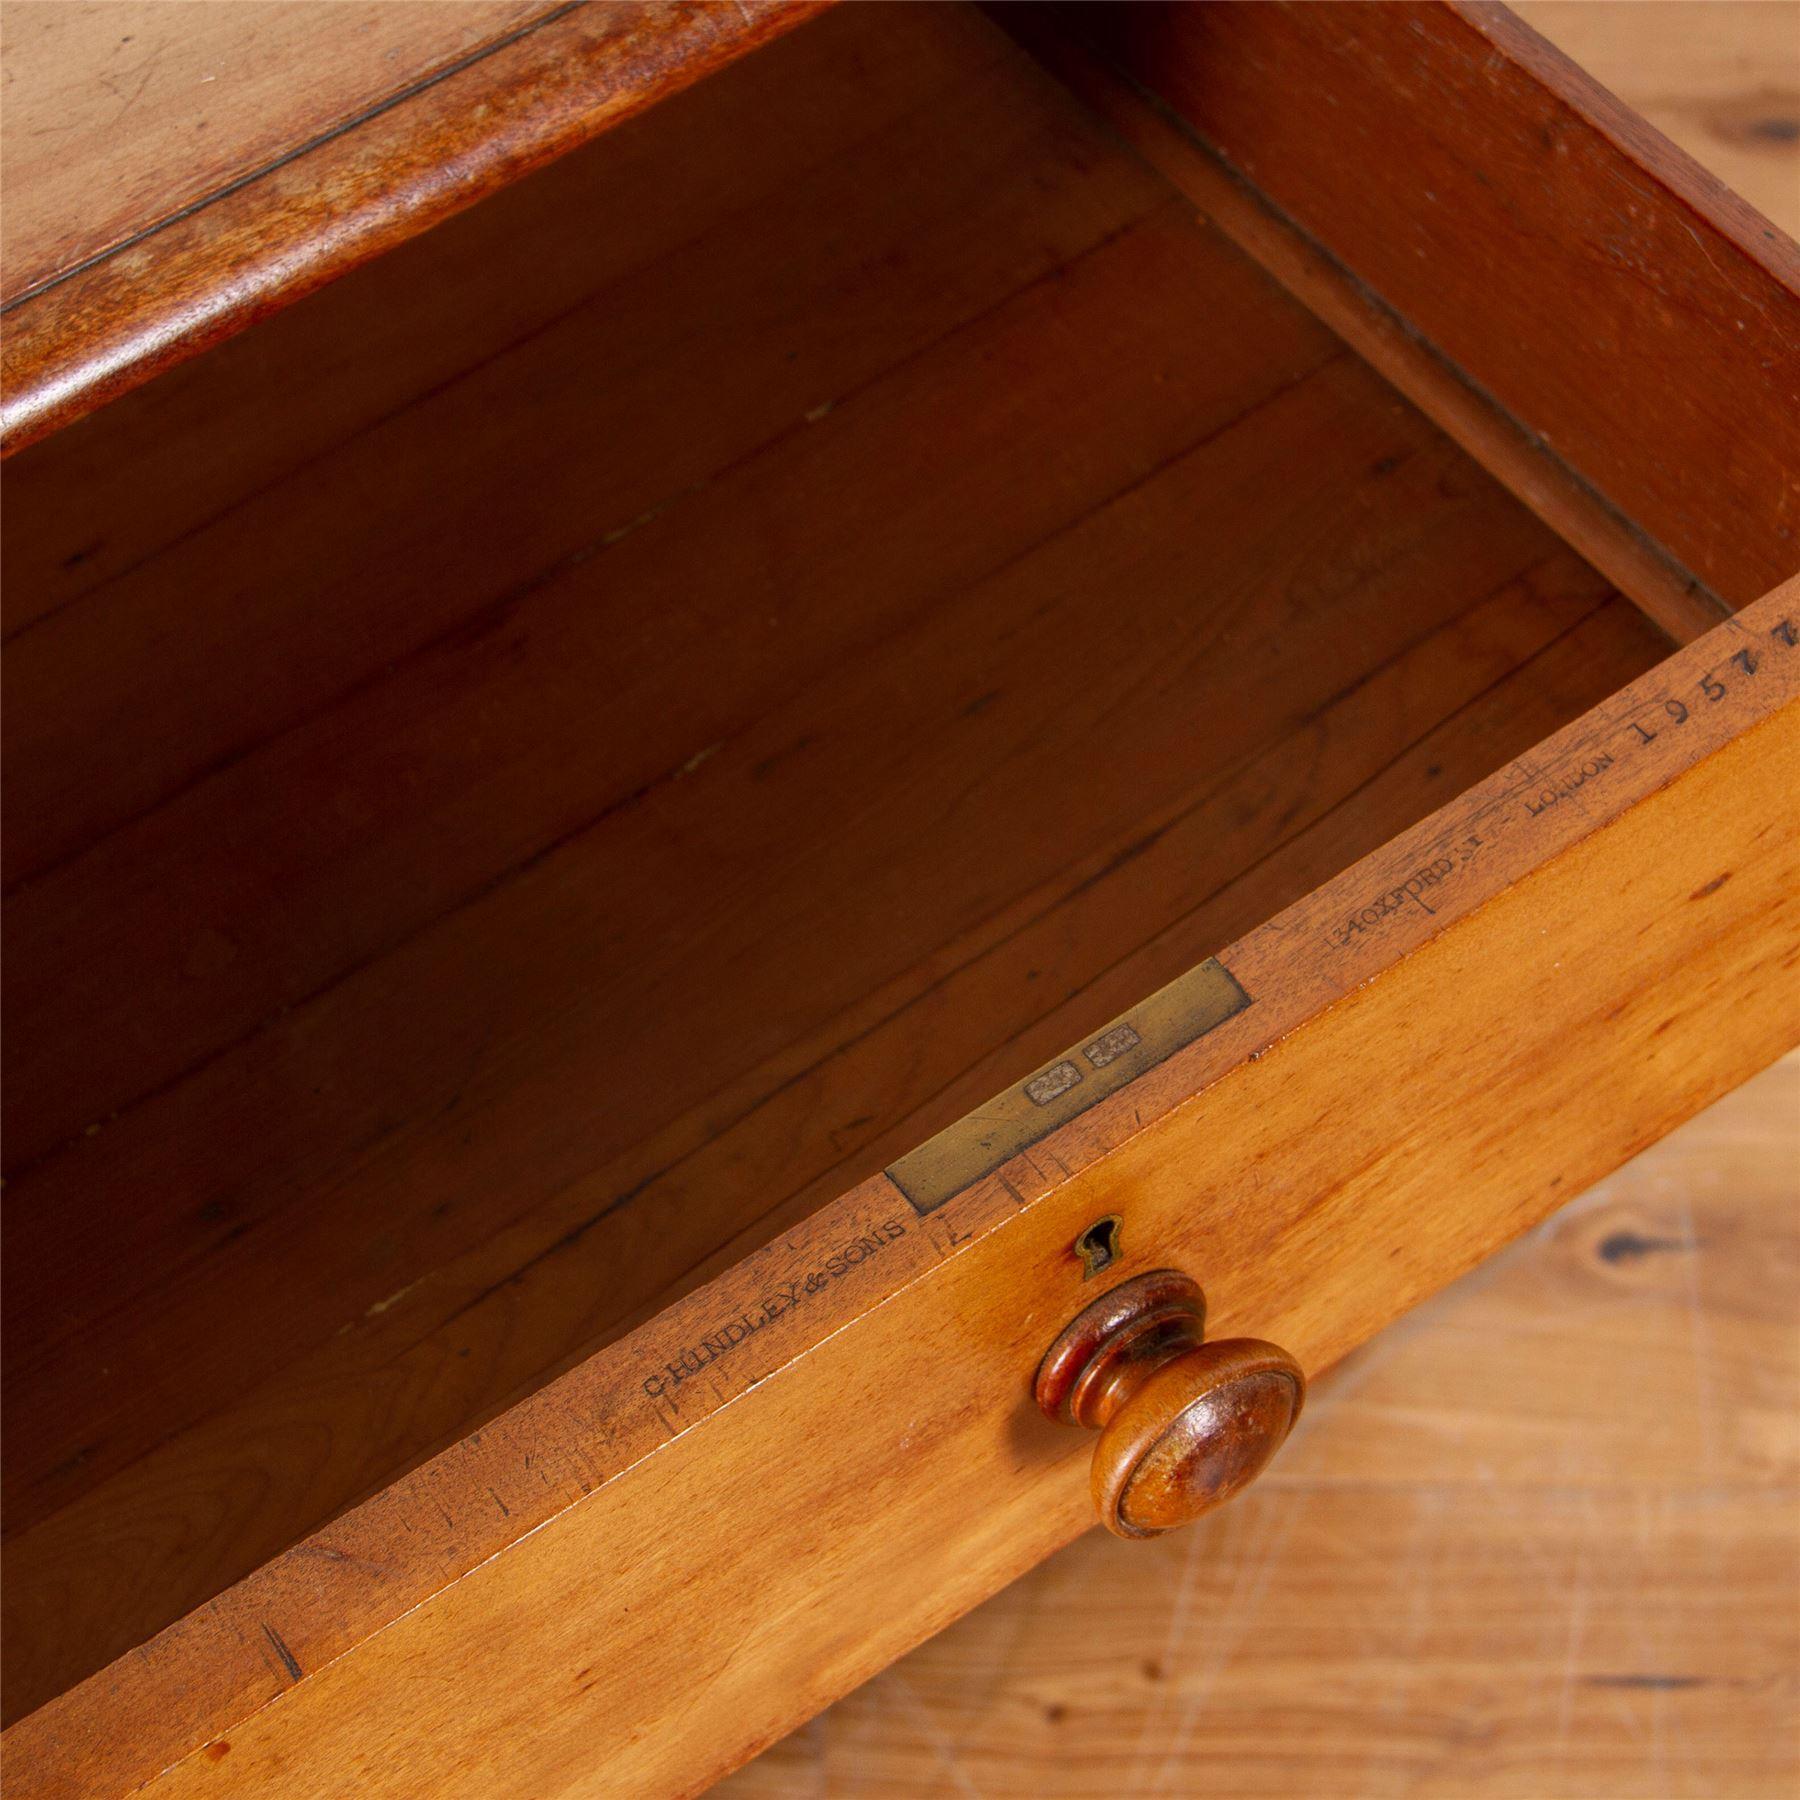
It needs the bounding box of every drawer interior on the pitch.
[1,2,1679,1723]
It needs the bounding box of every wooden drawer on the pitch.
[3,3,1796,1793]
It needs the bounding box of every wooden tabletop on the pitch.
[1,1,555,303]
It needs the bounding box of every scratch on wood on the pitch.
[260,1622,302,1684]
[294,1541,391,1577]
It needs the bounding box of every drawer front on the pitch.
[15,586,1797,1799]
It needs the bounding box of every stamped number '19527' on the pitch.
[1329,615,1796,951]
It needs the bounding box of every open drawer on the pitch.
[3,3,1796,1793]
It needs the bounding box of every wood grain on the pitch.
[5,12,1659,1663]
[1002,5,1726,645]
[0,20,1268,1535]
[1068,0,1800,609]
[1,3,1005,636]
[729,12,1800,1792]
[0,7,1163,892]
[725,1048,1800,1798]
[1512,0,1800,236]
[8,585,1795,1799]
[5,6,1796,1789]
[7,218,1665,1702]
[1,568,1664,1723]
[0,0,556,298]
[0,0,829,454]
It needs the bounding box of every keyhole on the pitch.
[1074,1214,1122,1280]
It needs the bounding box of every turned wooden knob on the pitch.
[1035,1270,1304,1538]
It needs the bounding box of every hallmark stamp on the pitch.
[1083,1023,1141,1069]
[886,959,1252,1215]
[1024,1060,1083,1107]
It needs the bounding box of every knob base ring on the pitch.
[1034,1269,1205,1428]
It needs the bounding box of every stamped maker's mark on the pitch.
[1328,614,1797,952]
[886,958,1251,1216]
[643,1218,909,1399]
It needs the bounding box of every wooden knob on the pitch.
[1035,1270,1304,1538]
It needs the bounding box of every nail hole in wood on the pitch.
[1074,1214,1122,1280]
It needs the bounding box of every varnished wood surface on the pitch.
[1003,5,1725,646]
[3,562,1656,1721]
[0,0,556,299]
[3,7,1800,1792]
[1072,0,1800,610]
[9,585,1795,1798]
[0,3,996,637]
[732,18,1800,1789]
[2,2,1675,1724]
[0,0,827,453]
[725,1052,1800,1798]
[1033,1270,1307,1540]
